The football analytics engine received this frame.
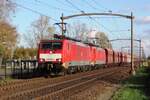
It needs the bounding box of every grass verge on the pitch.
[0,76,13,85]
[112,67,150,100]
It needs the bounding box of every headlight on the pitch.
[56,58,61,61]
[40,58,45,62]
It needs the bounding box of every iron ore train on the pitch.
[37,34,138,75]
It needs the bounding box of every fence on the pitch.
[1,59,39,79]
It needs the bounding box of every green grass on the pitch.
[112,67,150,100]
[0,76,13,85]
[113,87,148,100]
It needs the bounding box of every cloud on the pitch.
[141,29,150,40]
[142,5,150,11]
[144,29,150,33]
[135,16,150,25]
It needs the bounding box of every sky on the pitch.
[11,0,150,57]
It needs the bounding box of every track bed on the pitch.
[0,66,130,100]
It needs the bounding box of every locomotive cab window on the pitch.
[41,42,62,50]
[52,42,62,49]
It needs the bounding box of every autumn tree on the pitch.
[13,47,37,59]
[0,44,4,65]
[95,32,112,48]
[24,16,55,48]
[0,44,4,56]
[0,21,18,67]
[67,21,90,41]
[0,0,17,66]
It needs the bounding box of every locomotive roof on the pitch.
[40,34,99,47]
[40,39,63,42]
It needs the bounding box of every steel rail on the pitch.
[1,67,126,100]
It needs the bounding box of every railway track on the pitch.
[69,67,131,100]
[0,66,128,100]
[0,77,45,87]
[35,68,123,100]
[0,68,107,97]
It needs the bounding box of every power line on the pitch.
[60,1,130,50]
[91,0,129,39]
[84,0,104,12]
[92,0,110,12]
[79,0,112,32]
[66,0,125,33]
[65,0,83,12]
[55,0,68,5]
[110,29,130,32]
[15,3,59,22]
[65,0,113,33]
[109,14,121,38]
[55,0,78,11]
[85,14,112,32]
[34,0,76,13]
[81,0,114,33]
[65,0,125,40]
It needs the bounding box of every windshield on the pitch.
[41,42,62,50]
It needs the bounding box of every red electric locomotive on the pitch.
[38,35,106,75]
[37,34,133,75]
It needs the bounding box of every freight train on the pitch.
[37,34,138,75]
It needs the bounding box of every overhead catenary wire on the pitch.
[83,0,114,33]
[15,3,59,22]
[55,0,78,11]
[85,0,130,40]
[65,0,112,33]
[87,15,112,32]
[19,0,130,42]
[84,0,105,12]
[92,0,110,12]
[87,0,121,34]
[110,14,122,39]
[34,0,77,13]
[65,0,84,12]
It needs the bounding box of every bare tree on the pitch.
[67,21,90,40]
[24,16,55,48]
[66,22,112,49]
[96,32,112,48]
[64,21,112,49]
[0,0,16,21]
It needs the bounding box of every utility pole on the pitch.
[139,40,141,67]
[131,12,135,75]
[121,46,129,52]
[61,13,64,36]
